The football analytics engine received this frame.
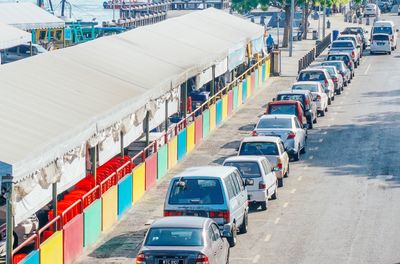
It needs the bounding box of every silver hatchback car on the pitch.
[136,216,230,264]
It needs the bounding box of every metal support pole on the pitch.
[289,0,294,57]
[277,13,280,48]
[183,81,188,118]
[211,65,216,97]
[29,42,33,56]
[52,183,57,231]
[323,0,326,38]
[91,146,97,183]
[145,111,150,156]
[3,175,13,264]
[165,99,169,133]
[120,131,124,157]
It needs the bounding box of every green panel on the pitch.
[202,109,210,138]
[157,144,168,180]
[255,70,259,89]
[83,199,102,248]
[233,86,238,111]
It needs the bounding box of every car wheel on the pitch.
[271,184,278,200]
[308,121,313,129]
[344,81,347,87]
[313,116,317,124]
[293,149,300,161]
[239,211,248,233]
[227,225,237,247]
[300,144,306,154]
[389,51,392,55]
[332,95,335,101]
[336,89,341,95]
[277,178,284,187]
[284,165,289,178]
[319,110,325,117]
[355,63,358,68]
[325,106,328,112]
[328,97,331,105]
[260,201,268,211]
[226,249,230,264]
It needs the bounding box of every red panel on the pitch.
[63,213,83,264]
[145,154,157,190]
[194,116,203,145]
[227,90,233,115]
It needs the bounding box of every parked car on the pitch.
[364,3,380,17]
[164,166,250,247]
[326,53,355,78]
[136,216,230,264]
[329,40,360,67]
[275,90,317,128]
[251,115,307,161]
[398,4,400,15]
[297,68,335,105]
[1,43,47,64]
[337,34,363,57]
[311,65,344,95]
[342,27,369,49]
[370,33,392,54]
[318,60,352,86]
[223,156,278,210]
[372,20,398,50]
[238,136,290,186]
[265,100,307,128]
[291,81,328,116]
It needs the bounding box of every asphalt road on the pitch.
[76,13,400,264]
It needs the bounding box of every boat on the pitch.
[103,1,146,9]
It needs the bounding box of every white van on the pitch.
[370,34,391,54]
[164,166,250,247]
[372,21,398,50]
[223,156,278,211]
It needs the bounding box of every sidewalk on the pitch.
[75,13,357,264]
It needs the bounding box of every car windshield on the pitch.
[257,118,292,129]
[321,62,342,71]
[332,42,354,48]
[327,55,350,64]
[277,94,305,103]
[145,228,203,246]
[338,37,355,43]
[239,142,279,156]
[373,35,389,41]
[322,67,335,76]
[366,4,375,8]
[292,84,318,92]
[373,27,392,35]
[268,104,297,115]
[298,71,325,81]
[224,162,261,178]
[169,179,224,205]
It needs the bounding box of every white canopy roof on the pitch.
[0,2,65,30]
[0,8,263,183]
[0,22,31,50]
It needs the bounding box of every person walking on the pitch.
[266,34,275,53]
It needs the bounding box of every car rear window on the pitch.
[268,104,297,115]
[321,62,341,70]
[169,179,224,205]
[257,118,292,129]
[239,142,279,156]
[292,84,318,92]
[373,35,389,41]
[277,94,305,103]
[145,228,203,246]
[332,42,354,48]
[327,55,350,64]
[373,27,392,35]
[298,71,325,81]
[224,162,261,178]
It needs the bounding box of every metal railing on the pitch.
[298,33,332,73]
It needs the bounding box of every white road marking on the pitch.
[322,131,327,135]
[298,176,303,181]
[264,234,272,242]
[291,188,296,194]
[309,155,314,160]
[364,63,371,75]
[318,138,324,143]
[252,254,261,263]
[274,217,280,224]
[283,202,289,208]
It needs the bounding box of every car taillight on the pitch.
[209,210,230,223]
[196,253,209,264]
[259,181,267,189]
[305,98,310,106]
[317,94,321,101]
[288,131,296,139]
[251,130,258,136]
[136,253,146,264]
[351,51,355,59]
[324,79,328,86]
[332,77,338,83]
[163,210,183,217]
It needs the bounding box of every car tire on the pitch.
[355,63,358,68]
[344,81,348,87]
[227,225,237,247]
[239,212,248,233]
[277,178,284,187]
[389,51,392,55]
[332,95,335,101]
[226,249,230,264]
[313,116,317,124]
[300,144,306,154]
[336,89,341,95]
[260,201,268,211]
[284,165,289,178]
[328,98,331,105]
[308,121,313,129]
[271,184,278,200]
[325,106,328,112]
[293,149,300,161]
[319,110,325,117]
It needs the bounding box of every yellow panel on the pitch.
[266,59,271,78]
[40,231,63,264]
[258,66,262,85]
[238,83,243,106]
[186,122,195,153]
[101,185,118,231]
[246,75,252,97]
[132,163,146,205]
[222,95,228,120]
[167,136,178,169]
[209,104,216,131]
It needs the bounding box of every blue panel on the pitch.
[117,173,133,218]
[242,79,247,103]
[20,250,39,264]
[262,63,266,81]
[216,100,222,126]
[177,128,187,161]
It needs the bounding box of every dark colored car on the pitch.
[342,27,368,49]
[265,100,307,128]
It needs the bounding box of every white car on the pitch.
[364,4,379,17]
[372,20,398,50]
[297,68,335,105]
[291,81,328,116]
[370,34,391,54]
[223,156,278,210]
[238,136,290,187]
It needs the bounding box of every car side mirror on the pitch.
[235,146,240,151]
[396,29,399,32]
[222,224,232,238]
[244,178,254,186]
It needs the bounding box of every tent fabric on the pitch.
[0,8,263,187]
[0,22,31,50]
[0,2,65,30]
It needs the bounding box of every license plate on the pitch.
[377,42,384,45]
[158,259,183,264]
